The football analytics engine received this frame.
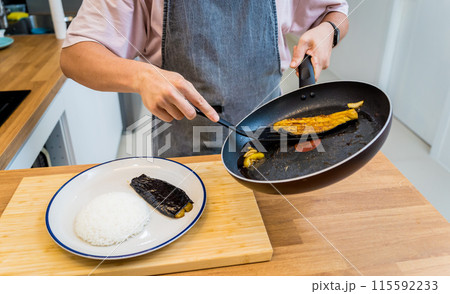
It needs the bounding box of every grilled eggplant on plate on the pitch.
[130,174,193,218]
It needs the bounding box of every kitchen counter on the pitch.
[0,34,66,169]
[1,153,449,275]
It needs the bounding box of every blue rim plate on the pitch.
[0,37,14,49]
[45,157,206,260]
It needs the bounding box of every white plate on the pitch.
[45,157,206,260]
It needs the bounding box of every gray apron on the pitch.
[154,0,282,157]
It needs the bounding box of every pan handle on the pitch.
[298,54,316,88]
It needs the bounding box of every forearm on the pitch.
[60,41,145,93]
[321,11,349,40]
[61,41,218,122]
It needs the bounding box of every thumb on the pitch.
[310,54,322,82]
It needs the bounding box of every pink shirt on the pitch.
[63,0,348,71]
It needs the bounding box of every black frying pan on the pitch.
[220,56,392,194]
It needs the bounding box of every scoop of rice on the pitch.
[74,192,150,246]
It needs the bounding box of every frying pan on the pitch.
[220,56,392,194]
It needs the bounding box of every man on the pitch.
[60,0,349,157]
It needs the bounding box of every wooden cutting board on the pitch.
[0,161,273,275]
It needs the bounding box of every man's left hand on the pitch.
[290,22,335,81]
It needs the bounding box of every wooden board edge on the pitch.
[92,249,274,276]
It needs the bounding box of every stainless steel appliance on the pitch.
[0,1,8,30]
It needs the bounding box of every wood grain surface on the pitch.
[0,35,66,169]
[0,159,273,275]
[1,153,449,275]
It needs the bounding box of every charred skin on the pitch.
[273,108,359,136]
[130,174,193,218]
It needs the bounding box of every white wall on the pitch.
[329,0,395,84]
[283,0,450,170]
[330,0,450,147]
[385,0,450,145]
[281,0,396,92]
[431,87,450,172]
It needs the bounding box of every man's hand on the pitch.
[60,41,219,123]
[137,66,219,122]
[289,11,349,81]
[290,22,334,81]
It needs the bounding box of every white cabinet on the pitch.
[62,79,122,165]
[7,86,67,170]
[7,79,122,169]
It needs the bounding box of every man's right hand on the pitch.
[60,41,218,123]
[136,65,219,123]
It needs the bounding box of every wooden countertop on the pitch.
[1,153,449,275]
[0,35,66,169]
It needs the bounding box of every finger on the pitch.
[164,102,185,120]
[152,107,174,122]
[314,65,322,81]
[310,54,322,82]
[290,42,309,68]
[178,81,219,122]
[162,85,197,120]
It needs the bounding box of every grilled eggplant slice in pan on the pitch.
[273,101,364,136]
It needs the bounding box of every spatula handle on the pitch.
[193,107,252,138]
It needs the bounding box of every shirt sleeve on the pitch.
[289,0,348,36]
[62,0,151,60]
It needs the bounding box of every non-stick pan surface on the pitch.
[221,80,392,194]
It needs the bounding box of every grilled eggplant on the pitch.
[243,147,265,168]
[273,108,359,136]
[130,174,193,218]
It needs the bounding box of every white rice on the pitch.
[74,192,150,246]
